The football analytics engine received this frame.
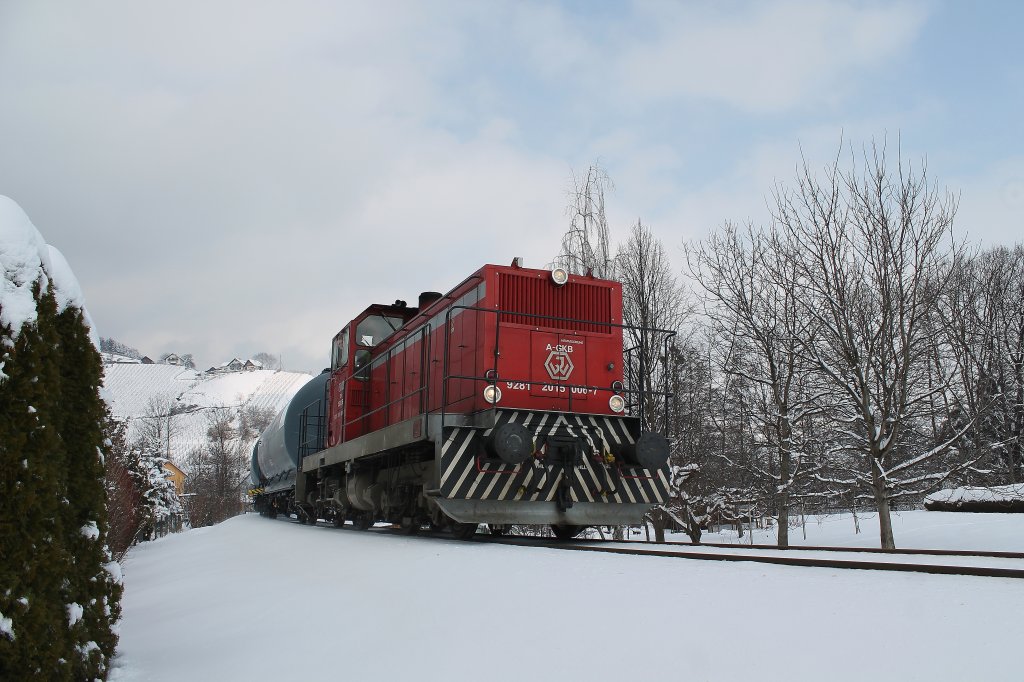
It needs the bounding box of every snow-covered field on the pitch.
[110,511,1024,681]
[693,508,1024,553]
[102,363,312,463]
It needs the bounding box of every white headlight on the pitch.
[483,385,502,404]
[608,394,625,413]
[551,268,569,286]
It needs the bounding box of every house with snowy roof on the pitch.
[205,358,264,374]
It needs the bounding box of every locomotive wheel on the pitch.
[400,517,421,535]
[353,513,374,531]
[550,524,585,541]
[486,524,509,536]
[451,522,478,540]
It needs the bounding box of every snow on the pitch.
[66,602,84,627]
[0,195,49,337]
[104,561,123,585]
[109,511,1024,681]
[0,610,13,640]
[77,640,100,657]
[46,244,99,348]
[102,364,312,467]
[44,245,84,314]
[925,483,1024,505]
[102,364,201,418]
[0,196,93,344]
[694,509,1024,552]
[80,521,100,541]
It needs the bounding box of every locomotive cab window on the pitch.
[355,315,403,347]
[354,349,371,381]
[332,328,350,371]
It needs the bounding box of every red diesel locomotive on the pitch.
[251,260,673,539]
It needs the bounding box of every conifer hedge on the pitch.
[1,280,121,677]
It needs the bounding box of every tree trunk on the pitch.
[683,505,702,544]
[777,418,792,548]
[652,507,666,544]
[777,491,790,548]
[871,459,895,549]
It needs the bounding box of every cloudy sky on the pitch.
[1,1,1021,372]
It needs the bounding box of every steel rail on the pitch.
[475,535,1024,579]
[642,539,1024,560]
[270,516,1024,579]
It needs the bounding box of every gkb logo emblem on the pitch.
[544,348,574,381]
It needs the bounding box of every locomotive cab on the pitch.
[327,303,416,446]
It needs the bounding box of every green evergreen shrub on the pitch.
[1,225,120,679]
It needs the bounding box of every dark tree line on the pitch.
[99,336,141,359]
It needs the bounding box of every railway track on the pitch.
[666,539,1024,560]
[285,516,1024,579]
[478,535,1024,579]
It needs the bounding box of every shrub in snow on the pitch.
[924,484,1024,512]
[104,419,185,559]
[0,196,120,680]
[138,449,184,540]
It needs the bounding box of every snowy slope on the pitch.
[102,364,313,465]
[110,511,1024,682]
[103,363,202,417]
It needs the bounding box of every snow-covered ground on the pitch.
[691,508,1024,553]
[110,511,1024,681]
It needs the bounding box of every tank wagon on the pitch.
[251,261,674,539]
[250,371,329,499]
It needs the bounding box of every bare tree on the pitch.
[238,403,276,440]
[687,222,823,547]
[553,163,616,278]
[617,220,689,429]
[252,352,282,371]
[135,393,182,460]
[182,408,247,527]
[616,221,691,542]
[978,247,1024,483]
[773,141,966,548]
[941,247,1024,483]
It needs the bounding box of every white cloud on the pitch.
[949,156,1024,249]
[613,0,928,113]
[1,0,1014,374]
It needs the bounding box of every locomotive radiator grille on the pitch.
[438,411,669,505]
[497,272,613,333]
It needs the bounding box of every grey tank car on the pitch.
[250,371,329,496]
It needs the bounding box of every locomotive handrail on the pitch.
[328,300,677,447]
[336,325,430,442]
[441,303,676,434]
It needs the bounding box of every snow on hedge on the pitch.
[925,481,1024,507]
[925,483,1024,506]
[0,195,95,345]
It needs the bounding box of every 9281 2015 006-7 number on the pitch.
[503,381,595,395]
